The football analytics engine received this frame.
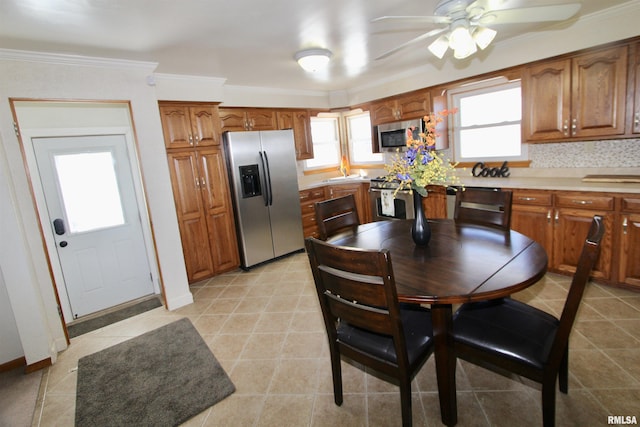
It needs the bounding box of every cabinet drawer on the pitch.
[299,187,325,201]
[554,193,614,210]
[621,196,640,213]
[512,190,553,206]
[302,213,317,228]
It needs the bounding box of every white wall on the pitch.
[0,54,193,366]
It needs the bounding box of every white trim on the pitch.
[0,48,158,71]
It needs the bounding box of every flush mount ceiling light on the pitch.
[294,48,332,72]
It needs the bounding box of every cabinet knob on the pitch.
[563,120,569,136]
[547,210,551,223]
[623,216,628,234]
[635,113,639,126]
[189,134,194,145]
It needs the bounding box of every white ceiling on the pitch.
[0,0,632,92]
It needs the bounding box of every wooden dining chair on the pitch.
[314,194,360,241]
[453,187,513,230]
[452,215,604,427]
[305,237,434,427]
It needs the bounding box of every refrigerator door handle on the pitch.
[262,150,273,206]
[259,151,271,206]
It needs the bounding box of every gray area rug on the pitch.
[75,318,235,427]
[67,297,163,338]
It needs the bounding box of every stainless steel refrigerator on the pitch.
[223,129,304,269]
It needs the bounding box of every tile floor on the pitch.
[34,252,640,426]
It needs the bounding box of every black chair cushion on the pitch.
[453,298,559,370]
[337,305,433,365]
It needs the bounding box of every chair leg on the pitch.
[399,376,413,427]
[330,351,343,406]
[542,378,557,427]
[559,347,569,394]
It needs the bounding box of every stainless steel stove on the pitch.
[368,177,414,221]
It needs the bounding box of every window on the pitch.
[305,115,340,170]
[346,112,383,165]
[450,78,526,163]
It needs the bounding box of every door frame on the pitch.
[18,125,162,324]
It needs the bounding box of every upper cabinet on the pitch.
[522,45,628,142]
[160,104,221,149]
[370,90,431,125]
[218,107,278,132]
[277,109,314,160]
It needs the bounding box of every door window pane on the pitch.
[54,151,125,233]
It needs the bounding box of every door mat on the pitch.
[75,318,235,427]
[67,297,163,338]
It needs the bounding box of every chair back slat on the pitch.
[315,194,360,240]
[305,237,403,342]
[454,188,513,230]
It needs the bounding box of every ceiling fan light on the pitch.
[448,25,474,52]
[474,26,497,50]
[294,48,332,72]
[428,35,449,59]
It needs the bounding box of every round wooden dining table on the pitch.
[330,218,548,426]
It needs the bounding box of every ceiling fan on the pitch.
[373,0,581,60]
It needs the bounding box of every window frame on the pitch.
[345,110,384,167]
[304,114,341,171]
[449,77,528,164]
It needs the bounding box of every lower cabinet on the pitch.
[619,196,640,287]
[166,147,239,282]
[511,188,638,290]
[299,187,326,238]
[326,183,371,224]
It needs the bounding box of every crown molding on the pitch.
[0,48,158,71]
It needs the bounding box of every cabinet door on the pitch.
[246,109,278,130]
[370,100,398,125]
[619,213,640,288]
[553,209,614,281]
[327,184,368,223]
[278,110,314,160]
[398,91,431,120]
[632,43,640,134]
[424,185,447,219]
[166,151,215,282]
[219,108,248,132]
[198,147,240,273]
[512,204,553,259]
[190,106,221,146]
[522,59,571,141]
[160,105,194,149]
[571,45,628,138]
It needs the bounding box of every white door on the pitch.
[33,134,154,319]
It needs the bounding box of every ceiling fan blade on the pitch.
[481,3,581,25]
[371,15,451,25]
[375,28,448,60]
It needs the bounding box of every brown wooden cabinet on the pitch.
[166,147,239,282]
[632,42,640,134]
[370,90,431,125]
[511,189,554,259]
[618,195,640,287]
[552,192,615,281]
[424,185,447,219]
[160,104,221,149]
[523,45,628,142]
[326,183,371,224]
[218,107,278,132]
[299,187,326,238]
[277,109,314,160]
[160,101,239,283]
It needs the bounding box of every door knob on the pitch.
[59,241,68,247]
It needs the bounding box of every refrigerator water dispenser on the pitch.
[239,164,261,198]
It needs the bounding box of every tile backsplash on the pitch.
[529,138,640,168]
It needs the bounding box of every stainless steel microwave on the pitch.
[377,118,423,152]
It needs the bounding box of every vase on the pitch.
[411,191,431,246]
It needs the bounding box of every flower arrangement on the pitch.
[384,109,460,197]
